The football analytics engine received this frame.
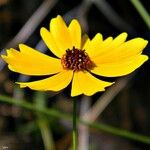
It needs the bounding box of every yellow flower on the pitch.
[1,15,148,96]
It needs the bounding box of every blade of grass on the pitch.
[34,92,55,150]
[0,94,150,144]
[131,0,150,28]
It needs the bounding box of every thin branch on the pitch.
[5,0,58,48]
[83,75,134,122]
[92,0,134,32]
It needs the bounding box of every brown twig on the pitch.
[5,0,58,48]
[83,74,135,122]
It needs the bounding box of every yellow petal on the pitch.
[108,32,127,47]
[17,70,73,91]
[40,27,63,58]
[71,71,113,96]
[68,19,81,49]
[85,33,103,56]
[2,45,62,75]
[91,55,148,77]
[90,32,127,58]
[94,37,148,64]
[50,15,73,53]
[82,34,91,50]
[86,36,113,59]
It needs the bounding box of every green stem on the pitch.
[0,94,150,144]
[131,0,150,28]
[73,99,77,150]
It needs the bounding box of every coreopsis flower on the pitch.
[1,15,148,96]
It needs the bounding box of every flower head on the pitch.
[1,15,148,96]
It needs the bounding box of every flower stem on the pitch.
[73,98,77,150]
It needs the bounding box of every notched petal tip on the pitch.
[83,82,114,97]
[1,48,17,59]
[142,39,148,46]
[56,15,62,19]
[71,81,114,97]
[129,38,148,52]
[8,65,16,72]
[1,55,6,59]
[5,48,13,55]
[120,32,128,37]
[40,27,48,35]
[69,19,79,24]
[142,55,149,61]
[50,15,64,27]
[18,43,23,48]
[131,37,148,44]
[19,43,33,53]
[95,33,103,38]
[40,27,50,35]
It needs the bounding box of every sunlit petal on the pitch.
[2,45,62,75]
[89,32,127,58]
[94,37,148,64]
[88,36,113,59]
[91,55,148,77]
[68,19,81,49]
[17,70,73,91]
[85,33,103,56]
[50,15,73,53]
[71,71,113,96]
[40,27,63,58]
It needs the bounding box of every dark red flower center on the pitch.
[61,47,94,71]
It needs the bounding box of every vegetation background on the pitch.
[0,0,150,150]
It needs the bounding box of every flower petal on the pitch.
[68,19,81,49]
[91,55,148,77]
[1,44,62,75]
[85,33,103,56]
[82,34,91,50]
[86,36,113,59]
[94,37,148,64]
[17,70,73,91]
[50,15,73,53]
[71,71,113,96]
[40,27,62,58]
[89,32,127,59]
